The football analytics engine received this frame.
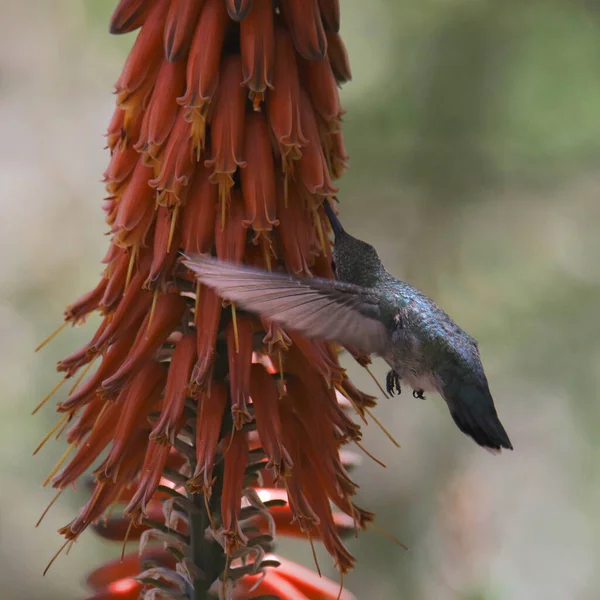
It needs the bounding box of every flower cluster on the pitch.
[34,0,385,597]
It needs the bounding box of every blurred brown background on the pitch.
[2,1,600,598]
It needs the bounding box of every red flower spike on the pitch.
[327,31,352,83]
[103,364,165,480]
[297,89,338,197]
[112,158,155,248]
[275,179,319,275]
[84,579,142,600]
[318,0,341,33]
[215,189,247,262]
[299,55,343,126]
[164,0,205,62]
[205,55,247,210]
[179,0,229,137]
[136,60,186,166]
[181,166,218,256]
[149,108,195,205]
[281,0,327,60]
[191,285,222,390]
[124,440,171,520]
[226,0,255,21]
[101,292,186,393]
[221,428,250,554]
[109,0,154,35]
[227,316,255,428]
[240,0,274,107]
[267,28,308,170]
[249,364,293,478]
[241,112,279,237]
[190,382,228,491]
[150,333,197,443]
[147,205,182,287]
[64,278,109,323]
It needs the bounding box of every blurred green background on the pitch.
[2,0,599,598]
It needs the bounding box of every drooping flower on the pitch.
[34,1,400,598]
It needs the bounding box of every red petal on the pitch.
[226,0,255,21]
[164,0,205,62]
[281,0,327,60]
[109,0,155,35]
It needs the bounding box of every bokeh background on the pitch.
[2,0,599,598]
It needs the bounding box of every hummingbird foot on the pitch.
[412,389,426,400]
[386,370,402,396]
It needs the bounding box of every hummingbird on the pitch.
[183,201,513,453]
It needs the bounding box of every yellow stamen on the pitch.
[68,356,97,395]
[35,321,70,353]
[55,415,71,441]
[204,489,216,530]
[313,207,327,255]
[367,521,408,550]
[231,303,240,354]
[124,243,138,292]
[121,518,134,562]
[43,443,75,487]
[354,440,386,469]
[33,413,70,456]
[364,364,389,399]
[336,571,344,600]
[43,539,70,576]
[262,237,272,271]
[194,279,201,318]
[334,382,367,425]
[35,489,64,527]
[32,376,68,416]
[93,400,110,429]
[167,205,179,253]
[307,529,322,578]
[65,540,75,556]
[146,288,160,338]
[364,406,400,448]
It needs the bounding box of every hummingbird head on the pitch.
[332,231,386,287]
[322,199,386,287]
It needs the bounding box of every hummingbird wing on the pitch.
[183,254,390,355]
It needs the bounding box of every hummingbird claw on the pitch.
[412,389,425,400]
[386,370,402,396]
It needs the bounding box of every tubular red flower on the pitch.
[179,0,229,144]
[205,55,247,210]
[226,0,255,21]
[267,28,308,170]
[191,285,222,390]
[249,363,293,477]
[241,111,279,237]
[281,0,327,61]
[318,0,341,33]
[221,428,250,554]
[227,316,255,428]
[181,165,217,256]
[299,53,343,126]
[150,108,195,205]
[151,333,197,443]
[136,59,186,165]
[109,0,154,35]
[164,0,204,62]
[327,31,352,83]
[215,189,247,262]
[240,0,274,107]
[297,88,338,197]
[190,382,228,491]
[101,292,186,394]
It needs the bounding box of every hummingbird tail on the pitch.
[323,199,345,236]
[446,386,513,452]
